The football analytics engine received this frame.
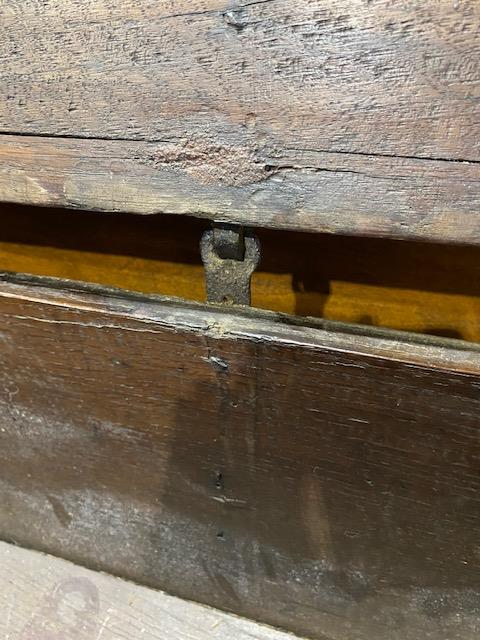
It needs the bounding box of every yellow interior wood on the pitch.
[1,205,479,342]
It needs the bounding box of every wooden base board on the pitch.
[0,541,301,640]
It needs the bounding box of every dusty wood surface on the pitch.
[1,133,479,244]
[1,0,479,242]
[1,0,478,159]
[0,274,480,639]
[2,204,480,342]
[0,541,300,640]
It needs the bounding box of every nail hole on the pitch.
[215,472,224,491]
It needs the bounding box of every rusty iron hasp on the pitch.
[200,223,260,306]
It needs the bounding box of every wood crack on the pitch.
[0,131,477,167]
[284,147,480,166]
[115,0,278,24]
[267,164,386,180]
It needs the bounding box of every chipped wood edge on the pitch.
[1,133,479,244]
[1,271,479,376]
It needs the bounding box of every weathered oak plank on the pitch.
[1,0,479,161]
[1,0,479,241]
[0,541,300,640]
[1,134,479,243]
[0,274,480,639]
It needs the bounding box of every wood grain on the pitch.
[1,0,479,241]
[0,273,480,639]
[1,133,479,243]
[1,204,480,342]
[0,541,300,640]
[1,0,478,160]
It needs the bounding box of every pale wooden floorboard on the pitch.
[0,541,303,640]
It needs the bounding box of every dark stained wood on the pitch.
[1,133,479,243]
[0,274,480,640]
[1,0,479,242]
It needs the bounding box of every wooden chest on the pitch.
[0,2,479,639]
